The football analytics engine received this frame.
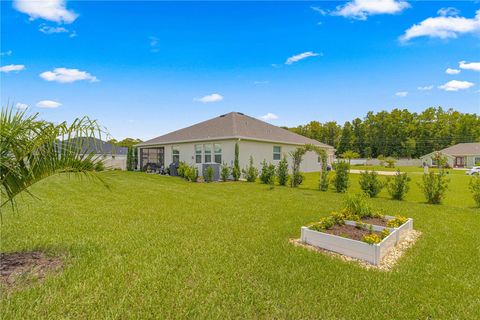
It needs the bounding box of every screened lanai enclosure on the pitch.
[140,147,164,171]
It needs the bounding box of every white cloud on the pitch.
[438,80,474,91]
[15,103,29,110]
[333,0,410,20]
[259,113,279,121]
[395,91,408,97]
[36,100,62,108]
[13,0,78,24]
[149,36,159,53]
[0,64,25,72]
[437,7,460,17]
[39,68,98,83]
[400,9,480,42]
[39,24,68,34]
[194,93,224,103]
[285,51,320,65]
[459,60,480,72]
[445,68,461,75]
[311,6,327,15]
[0,50,12,56]
[418,85,433,91]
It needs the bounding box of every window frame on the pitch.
[273,146,281,160]
[172,146,180,163]
[214,143,222,164]
[204,144,212,163]
[195,144,202,164]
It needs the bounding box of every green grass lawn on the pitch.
[1,171,479,319]
[351,165,467,175]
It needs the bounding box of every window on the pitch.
[172,146,180,163]
[195,145,202,163]
[273,146,281,160]
[475,157,480,165]
[140,147,164,169]
[214,143,222,163]
[204,144,212,163]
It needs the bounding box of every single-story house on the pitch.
[77,137,128,170]
[420,142,480,168]
[136,112,335,176]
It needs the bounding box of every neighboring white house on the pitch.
[78,137,128,170]
[136,112,335,176]
[420,143,480,168]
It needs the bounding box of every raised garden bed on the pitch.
[353,215,414,243]
[299,194,415,266]
[301,223,397,265]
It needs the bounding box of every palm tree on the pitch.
[1,106,108,212]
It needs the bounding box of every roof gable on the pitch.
[439,143,480,156]
[138,112,333,149]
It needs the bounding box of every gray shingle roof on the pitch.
[439,142,480,156]
[138,112,334,149]
[66,137,128,155]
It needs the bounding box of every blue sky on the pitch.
[1,1,480,140]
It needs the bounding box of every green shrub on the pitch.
[242,156,259,182]
[359,171,383,197]
[232,142,241,181]
[344,193,372,218]
[385,158,396,168]
[260,160,275,185]
[330,211,346,225]
[309,215,342,231]
[361,228,390,245]
[289,147,306,188]
[220,163,230,182]
[276,156,289,186]
[291,171,304,187]
[185,165,198,182]
[94,160,105,172]
[380,228,391,239]
[331,161,350,193]
[177,161,187,178]
[126,147,136,171]
[204,166,214,183]
[386,170,410,200]
[386,215,408,228]
[319,169,329,192]
[470,176,480,207]
[419,171,449,204]
[362,233,382,245]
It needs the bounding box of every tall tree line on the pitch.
[288,107,480,158]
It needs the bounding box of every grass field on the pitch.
[351,165,467,175]
[1,171,479,319]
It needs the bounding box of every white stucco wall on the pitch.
[237,139,331,173]
[93,154,127,170]
[104,155,127,170]
[138,139,334,174]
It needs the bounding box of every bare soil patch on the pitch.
[324,224,381,241]
[361,217,388,227]
[0,251,62,288]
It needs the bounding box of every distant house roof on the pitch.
[137,112,334,149]
[422,143,480,157]
[72,137,128,155]
[438,143,480,156]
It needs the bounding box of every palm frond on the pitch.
[0,106,109,210]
